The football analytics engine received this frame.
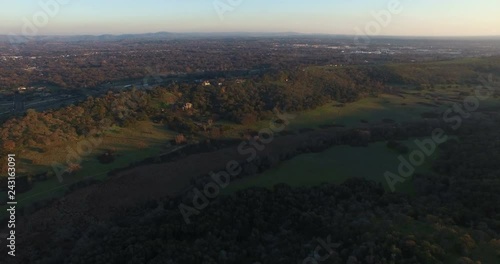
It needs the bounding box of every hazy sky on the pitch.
[1,0,499,36]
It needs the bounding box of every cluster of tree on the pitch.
[0,89,152,152]
[179,67,386,125]
[0,66,387,159]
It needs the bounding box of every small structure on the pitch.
[182,103,193,111]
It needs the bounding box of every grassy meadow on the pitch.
[224,139,439,194]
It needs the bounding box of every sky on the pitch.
[0,0,499,36]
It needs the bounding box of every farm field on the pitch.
[224,139,438,194]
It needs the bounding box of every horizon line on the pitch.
[2,31,500,39]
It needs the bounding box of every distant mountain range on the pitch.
[1,31,500,43]
[0,32,311,43]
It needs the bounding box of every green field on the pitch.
[289,85,500,130]
[220,93,436,136]
[222,84,499,135]
[288,94,435,129]
[224,139,439,194]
